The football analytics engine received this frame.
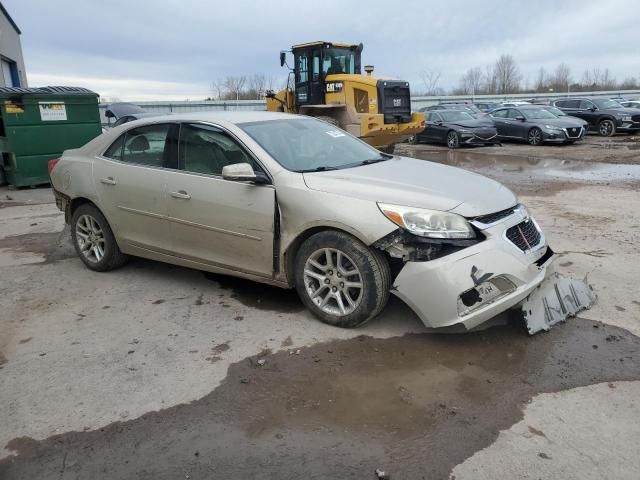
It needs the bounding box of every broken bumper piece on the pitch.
[521,272,596,335]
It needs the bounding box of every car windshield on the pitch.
[522,109,557,120]
[592,98,623,109]
[439,111,475,122]
[543,106,565,116]
[239,118,386,172]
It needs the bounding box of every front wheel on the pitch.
[71,203,128,272]
[446,131,460,149]
[528,127,543,146]
[294,231,391,328]
[598,119,615,137]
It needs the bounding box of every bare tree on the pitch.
[494,55,521,94]
[419,70,441,96]
[247,74,267,100]
[551,63,571,92]
[209,79,226,100]
[458,67,483,96]
[223,76,247,101]
[600,68,616,90]
[535,67,548,92]
[483,64,497,94]
[581,69,593,88]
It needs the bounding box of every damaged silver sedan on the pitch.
[50,111,556,330]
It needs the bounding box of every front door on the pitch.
[166,123,276,277]
[294,48,324,107]
[93,123,178,252]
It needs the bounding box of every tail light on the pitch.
[48,158,60,177]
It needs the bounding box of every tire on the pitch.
[446,131,460,149]
[294,231,391,328]
[598,119,615,137]
[528,127,543,146]
[316,115,340,127]
[71,203,128,272]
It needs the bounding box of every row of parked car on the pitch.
[410,97,640,148]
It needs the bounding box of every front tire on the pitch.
[294,231,391,328]
[598,119,615,137]
[446,131,460,149]
[528,127,543,146]
[71,204,128,272]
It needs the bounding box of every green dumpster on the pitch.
[0,86,102,187]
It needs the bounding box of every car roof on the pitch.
[121,111,302,125]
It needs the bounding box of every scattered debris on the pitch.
[538,452,551,460]
[521,273,596,335]
[375,468,390,479]
[240,378,249,384]
[257,359,266,366]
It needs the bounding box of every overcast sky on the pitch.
[5,0,639,101]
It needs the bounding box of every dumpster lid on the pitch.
[0,86,98,96]
[104,102,146,119]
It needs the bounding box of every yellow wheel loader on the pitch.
[265,41,425,153]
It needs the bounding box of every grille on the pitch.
[473,128,497,140]
[632,114,640,123]
[566,127,582,138]
[474,206,517,225]
[377,80,412,124]
[506,220,542,251]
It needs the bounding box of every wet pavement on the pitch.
[1,319,638,479]
[396,146,640,195]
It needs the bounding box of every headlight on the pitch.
[458,128,472,134]
[544,125,562,130]
[378,203,475,239]
[621,115,632,122]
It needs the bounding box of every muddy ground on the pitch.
[0,137,639,479]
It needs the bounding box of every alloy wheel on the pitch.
[599,120,614,136]
[75,214,106,263]
[447,132,459,148]
[528,128,542,145]
[303,248,363,316]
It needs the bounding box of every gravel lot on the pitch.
[1,136,639,479]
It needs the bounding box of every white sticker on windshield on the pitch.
[325,130,346,138]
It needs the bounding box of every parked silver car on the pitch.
[49,112,554,330]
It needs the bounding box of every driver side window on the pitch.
[179,123,258,176]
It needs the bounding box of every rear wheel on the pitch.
[294,231,391,328]
[446,131,460,149]
[528,127,543,146]
[71,204,128,272]
[598,119,615,137]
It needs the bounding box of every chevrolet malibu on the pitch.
[49,112,554,330]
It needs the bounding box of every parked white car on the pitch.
[49,112,554,330]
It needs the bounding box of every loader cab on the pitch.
[288,42,363,108]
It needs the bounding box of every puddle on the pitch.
[202,272,304,313]
[400,149,640,194]
[2,319,638,479]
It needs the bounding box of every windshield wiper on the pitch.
[298,165,340,173]
[344,154,393,168]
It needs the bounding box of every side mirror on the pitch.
[589,107,597,112]
[222,163,268,184]
[435,120,443,125]
[279,51,286,67]
[515,116,525,121]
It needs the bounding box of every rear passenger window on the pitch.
[179,123,258,176]
[103,135,125,161]
[578,100,594,109]
[563,100,580,108]
[122,124,171,167]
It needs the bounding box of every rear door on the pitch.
[93,123,177,252]
[491,109,510,136]
[166,123,276,277]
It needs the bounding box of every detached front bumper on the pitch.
[391,213,554,330]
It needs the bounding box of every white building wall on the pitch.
[0,6,27,88]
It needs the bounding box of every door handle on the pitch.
[170,190,191,200]
[100,177,117,185]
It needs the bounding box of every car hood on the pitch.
[447,118,495,129]
[302,157,516,217]
[539,117,585,127]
